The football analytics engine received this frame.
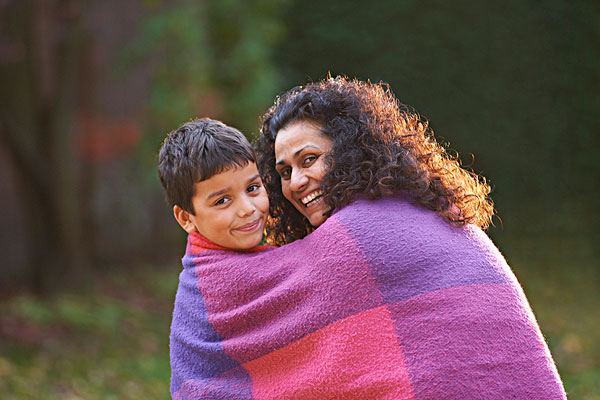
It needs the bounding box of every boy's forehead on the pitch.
[193,162,260,199]
[196,160,258,183]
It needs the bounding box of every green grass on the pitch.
[0,236,598,399]
[0,267,179,400]
[501,235,600,400]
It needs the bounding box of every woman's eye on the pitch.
[279,168,291,180]
[303,156,317,166]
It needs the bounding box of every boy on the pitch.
[158,118,269,250]
[157,118,271,398]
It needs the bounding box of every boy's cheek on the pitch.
[259,193,270,212]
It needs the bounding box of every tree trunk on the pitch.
[0,0,92,293]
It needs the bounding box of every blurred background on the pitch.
[0,0,598,398]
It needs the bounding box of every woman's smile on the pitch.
[300,189,324,207]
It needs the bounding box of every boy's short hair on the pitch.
[158,118,255,214]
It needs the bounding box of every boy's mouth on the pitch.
[235,219,262,232]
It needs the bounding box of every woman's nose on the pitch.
[289,169,309,191]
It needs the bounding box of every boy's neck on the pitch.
[187,231,270,254]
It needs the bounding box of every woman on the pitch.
[170,77,565,399]
[258,77,494,245]
[255,77,565,397]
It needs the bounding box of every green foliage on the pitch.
[204,0,290,136]
[131,0,289,143]
[0,268,179,399]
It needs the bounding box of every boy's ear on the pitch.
[173,205,198,234]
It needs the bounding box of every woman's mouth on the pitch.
[235,219,262,232]
[301,190,324,208]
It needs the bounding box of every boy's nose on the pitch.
[237,196,256,217]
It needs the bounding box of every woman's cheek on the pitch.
[281,181,292,202]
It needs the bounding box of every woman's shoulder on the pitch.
[332,193,434,228]
[330,193,497,254]
[327,193,515,294]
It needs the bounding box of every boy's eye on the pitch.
[247,183,261,193]
[214,197,230,206]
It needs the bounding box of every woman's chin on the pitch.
[293,197,330,227]
[307,209,329,227]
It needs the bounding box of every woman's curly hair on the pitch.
[258,76,494,246]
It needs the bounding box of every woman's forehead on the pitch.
[274,122,331,160]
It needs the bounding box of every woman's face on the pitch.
[274,121,333,227]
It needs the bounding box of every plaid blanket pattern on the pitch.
[170,195,565,399]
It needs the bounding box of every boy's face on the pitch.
[174,162,269,250]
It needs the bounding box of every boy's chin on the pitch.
[228,232,264,250]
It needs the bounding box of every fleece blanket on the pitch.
[170,194,566,400]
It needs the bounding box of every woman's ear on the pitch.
[173,205,198,234]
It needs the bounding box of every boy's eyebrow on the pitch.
[246,174,261,183]
[206,187,230,200]
[206,174,261,199]
[275,145,319,165]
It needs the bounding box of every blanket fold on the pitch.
[170,195,566,400]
